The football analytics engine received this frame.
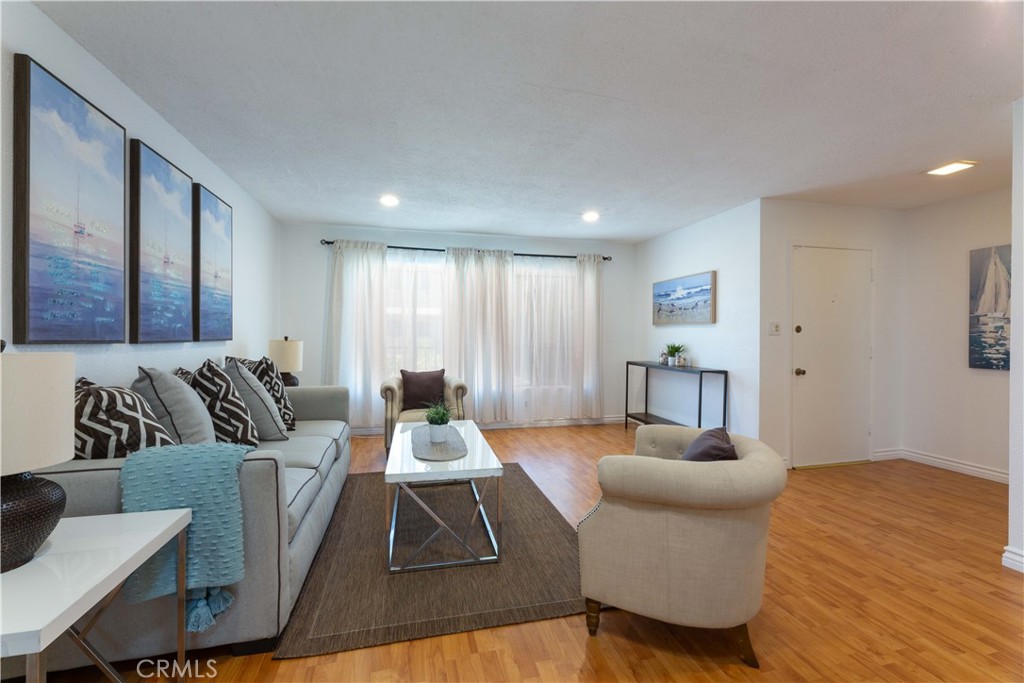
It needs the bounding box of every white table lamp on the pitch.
[268,336,303,386]
[1,352,76,572]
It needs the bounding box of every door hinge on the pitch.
[868,424,873,437]
[871,268,874,282]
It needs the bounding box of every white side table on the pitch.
[1,510,191,683]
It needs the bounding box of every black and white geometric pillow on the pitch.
[74,378,176,459]
[231,356,296,430]
[175,360,259,446]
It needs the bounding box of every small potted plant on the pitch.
[665,343,686,366]
[424,400,451,443]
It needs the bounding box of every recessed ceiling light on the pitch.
[380,194,400,207]
[582,211,600,222]
[926,161,978,176]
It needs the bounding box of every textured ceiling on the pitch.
[37,1,1024,243]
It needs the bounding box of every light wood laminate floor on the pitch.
[58,424,1023,682]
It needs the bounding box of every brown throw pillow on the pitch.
[74,377,176,459]
[175,360,259,447]
[401,369,445,411]
[681,427,738,462]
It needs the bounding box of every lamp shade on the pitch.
[1,353,76,476]
[267,338,304,373]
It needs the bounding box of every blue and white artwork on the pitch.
[194,185,233,341]
[14,56,126,343]
[131,141,193,343]
[969,245,1011,370]
[653,271,717,325]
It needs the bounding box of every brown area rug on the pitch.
[274,463,585,658]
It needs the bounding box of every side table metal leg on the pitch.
[25,651,44,683]
[177,528,187,683]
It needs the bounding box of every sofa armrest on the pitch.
[286,386,350,423]
[596,451,786,510]
[444,376,468,419]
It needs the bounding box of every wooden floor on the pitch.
[59,424,1022,682]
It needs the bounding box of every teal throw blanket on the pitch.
[120,443,252,632]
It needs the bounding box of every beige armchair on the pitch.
[577,424,787,668]
[380,373,468,451]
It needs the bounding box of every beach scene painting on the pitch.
[193,184,233,341]
[13,55,126,343]
[969,245,1011,370]
[130,140,193,343]
[653,271,716,325]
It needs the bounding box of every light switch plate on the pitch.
[768,321,781,336]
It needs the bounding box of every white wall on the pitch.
[1,3,281,385]
[899,188,1011,482]
[633,200,761,437]
[1007,98,1023,572]
[278,222,636,423]
[759,199,905,465]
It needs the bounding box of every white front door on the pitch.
[791,246,872,467]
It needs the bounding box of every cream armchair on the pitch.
[380,374,468,451]
[577,424,787,668]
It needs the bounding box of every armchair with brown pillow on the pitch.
[380,369,468,451]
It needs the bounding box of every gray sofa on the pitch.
[1,385,350,677]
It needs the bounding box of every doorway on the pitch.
[791,246,873,467]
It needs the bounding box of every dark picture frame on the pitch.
[12,53,127,343]
[129,139,194,343]
[652,270,717,325]
[192,184,233,341]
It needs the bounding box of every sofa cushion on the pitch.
[130,368,216,445]
[175,361,259,447]
[265,436,335,481]
[401,369,445,411]
[284,468,322,542]
[397,408,428,423]
[289,420,350,455]
[74,378,175,459]
[681,427,738,462]
[230,356,296,430]
[224,358,289,441]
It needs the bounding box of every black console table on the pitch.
[624,361,728,429]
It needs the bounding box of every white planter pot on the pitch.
[429,424,449,443]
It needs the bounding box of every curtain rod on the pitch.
[319,239,611,261]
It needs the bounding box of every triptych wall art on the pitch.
[968,245,1011,371]
[13,53,233,345]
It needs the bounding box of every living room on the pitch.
[2,1,1022,682]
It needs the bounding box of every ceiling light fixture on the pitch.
[582,211,600,223]
[380,194,400,207]
[926,161,978,176]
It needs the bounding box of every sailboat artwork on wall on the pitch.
[130,139,194,343]
[968,245,1011,370]
[12,54,126,343]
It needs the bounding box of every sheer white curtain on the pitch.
[512,255,604,422]
[382,249,446,377]
[444,248,514,423]
[323,240,387,428]
[574,254,604,418]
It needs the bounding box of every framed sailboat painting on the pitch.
[12,54,126,343]
[130,139,193,343]
[192,184,233,341]
[968,245,1011,370]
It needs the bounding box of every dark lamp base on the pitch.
[1,472,66,572]
[281,372,299,387]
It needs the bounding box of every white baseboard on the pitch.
[1003,546,1024,573]
[350,416,623,438]
[872,448,1009,484]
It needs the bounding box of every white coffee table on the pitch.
[385,420,502,572]
[1,509,191,683]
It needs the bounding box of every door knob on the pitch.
[794,368,806,376]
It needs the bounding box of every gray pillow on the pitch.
[130,367,216,445]
[681,427,738,462]
[223,358,289,441]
